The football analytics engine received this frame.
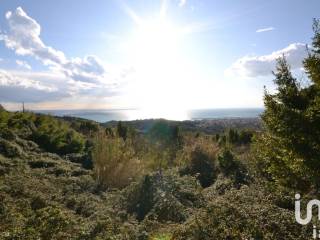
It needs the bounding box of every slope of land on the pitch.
[0,109,309,239]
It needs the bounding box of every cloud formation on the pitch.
[0,69,68,102]
[16,60,31,70]
[256,27,275,33]
[226,43,308,78]
[0,7,133,104]
[1,7,107,84]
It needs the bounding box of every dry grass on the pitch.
[92,131,143,189]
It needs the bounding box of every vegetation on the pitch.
[92,131,142,189]
[0,19,319,239]
[254,19,320,192]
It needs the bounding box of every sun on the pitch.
[131,18,180,69]
[125,15,190,120]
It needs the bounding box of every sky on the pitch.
[0,0,319,117]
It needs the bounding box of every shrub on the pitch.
[0,138,23,158]
[181,146,217,188]
[173,186,310,239]
[124,171,202,222]
[117,121,128,141]
[0,128,16,141]
[29,160,56,169]
[218,149,249,185]
[92,132,142,189]
[64,153,93,169]
[218,149,237,175]
[31,114,85,155]
[27,207,74,239]
[30,196,47,210]
[126,175,155,221]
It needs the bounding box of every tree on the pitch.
[254,19,320,192]
[147,120,183,168]
[116,121,128,141]
[0,104,5,111]
[181,146,216,188]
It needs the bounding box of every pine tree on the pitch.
[255,19,320,192]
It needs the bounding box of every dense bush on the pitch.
[0,112,86,155]
[144,120,183,168]
[180,144,217,188]
[173,185,310,239]
[92,132,142,189]
[123,171,203,222]
[31,115,85,155]
[218,149,249,184]
[217,128,254,146]
[0,138,23,158]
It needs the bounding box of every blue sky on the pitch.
[0,0,319,116]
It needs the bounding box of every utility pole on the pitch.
[22,102,25,113]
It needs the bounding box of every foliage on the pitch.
[218,128,254,146]
[218,148,249,184]
[253,19,320,192]
[146,120,183,168]
[173,185,310,240]
[0,138,23,158]
[0,111,86,155]
[117,121,128,141]
[2,22,320,237]
[180,145,217,188]
[31,114,85,154]
[123,170,203,223]
[92,131,143,189]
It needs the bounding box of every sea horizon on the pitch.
[32,108,264,123]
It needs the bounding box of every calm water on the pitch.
[36,108,264,123]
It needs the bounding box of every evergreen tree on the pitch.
[255,19,320,192]
[116,121,128,141]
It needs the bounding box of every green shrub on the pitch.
[31,115,85,155]
[124,171,202,222]
[180,146,217,188]
[27,206,74,239]
[0,138,23,158]
[173,186,310,239]
[218,149,249,184]
[0,128,16,141]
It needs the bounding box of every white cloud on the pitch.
[226,43,308,78]
[0,7,134,105]
[16,60,31,70]
[2,7,66,66]
[1,7,107,84]
[256,27,275,33]
[0,65,130,103]
[178,0,186,7]
[0,69,69,102]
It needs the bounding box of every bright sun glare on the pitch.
[124,6,190,120]
[132,18,180,68]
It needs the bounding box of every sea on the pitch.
[35,108,264,123]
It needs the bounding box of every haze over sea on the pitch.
[35,108,264,123]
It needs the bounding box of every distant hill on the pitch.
[103,117,262,134]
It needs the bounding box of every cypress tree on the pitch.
[255,19,320,192]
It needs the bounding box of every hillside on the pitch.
[0,108,309,239]
[104,118,262,134]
